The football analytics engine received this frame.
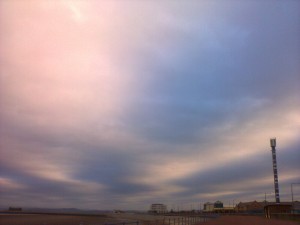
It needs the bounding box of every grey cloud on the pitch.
[1,0,299,209]
[169,141,300,200]
[120,1,300,146]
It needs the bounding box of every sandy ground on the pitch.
[0,214,107,225]
[201,215,300,225]
[0,213,172,225]
[0,214,299,225]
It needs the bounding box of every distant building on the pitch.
[236,201,265,213]
[214,201,223,208]
[203,201,231,213]
[292,201,300,214]
[9,207,22,211]
[264,203,292,219]
[113,210,124,213]
[214,206,235,213]
[149,204,167,213]
[203,202,214,212]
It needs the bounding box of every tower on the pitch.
[270,138,280,204]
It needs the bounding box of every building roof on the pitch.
[237,201,264,207]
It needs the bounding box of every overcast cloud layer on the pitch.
[0,0,300,210]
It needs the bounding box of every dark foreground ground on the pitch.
[202,215,300,225]
[0,214,299,225]
[0,213,168,225]
[0,214,106,225]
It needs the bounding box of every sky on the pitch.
[0,0,300,211]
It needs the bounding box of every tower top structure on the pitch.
[270,138,276,147]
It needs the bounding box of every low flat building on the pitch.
[292,201,300,213]
[264,203,292,219]
[214,206,235,213]
[203,202,214,212]
[214,201,223,209]
[149,203,167,213]
[236,201,265,213]
[204,201,224,213]
[8,207,22,212]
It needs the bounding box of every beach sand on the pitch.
[201,215,299,225]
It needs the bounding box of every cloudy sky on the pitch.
[0,0,299,210]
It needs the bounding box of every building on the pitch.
[8,207,22,212]
[237,201,299,215]
[236,201,265,213]
[292,201,300,213]
[214,201,223,208]
[214,206,235,213]
[203,202,214,212]
[203,201,224,213]
[264,203,292,219]
[149,204,167,213]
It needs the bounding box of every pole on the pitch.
[291,183,300,213]
[291,183,294,203]
[270,138,280,203]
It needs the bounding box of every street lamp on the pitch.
[291,183,300,202]
[291,183,300,213]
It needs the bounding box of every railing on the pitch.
[105,222,140,225]
[162,216,209,225]
[268,213,300,221]
[105,215,215,225]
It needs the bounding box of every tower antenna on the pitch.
[270,138,280,204]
